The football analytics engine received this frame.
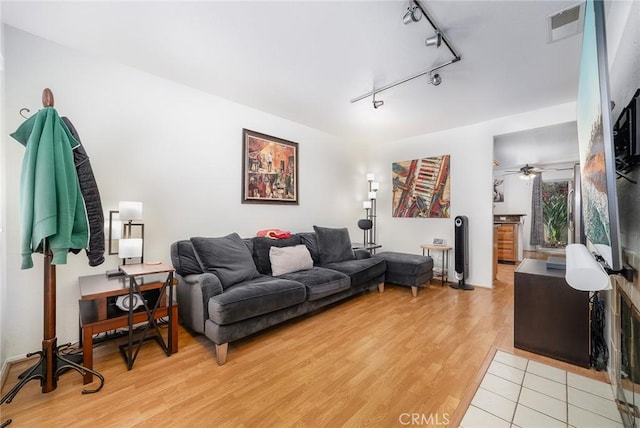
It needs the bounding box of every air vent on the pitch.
[547,2,584,43]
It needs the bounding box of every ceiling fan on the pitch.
[503,163,575,179]
[504,164,545,179]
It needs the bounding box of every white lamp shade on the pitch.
[371,182,380,191]
[368,191,377,199]
[366,173,375,181]
[118,201,143,221]
[105,220,122,239]
[363,201,372,209]
[119,238,143,258]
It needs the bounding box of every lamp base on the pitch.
[106,268,124,278]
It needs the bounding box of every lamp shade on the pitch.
[371,182,380,191]
[105,219,122,239]
[368,191,377,200]
[363,201,372,209]
[119,238,143,259]
[366,173,375,181]
[118,201,143,221]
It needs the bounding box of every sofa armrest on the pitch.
[176,272,223,334]
[354,249,371,259]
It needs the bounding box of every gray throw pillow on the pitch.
[313,226,355,264]
[190,233,260,289]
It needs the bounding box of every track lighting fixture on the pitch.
[403,6,423,24]
[350,1,461,107]
[425,30,442,48]
[372,92,384,109]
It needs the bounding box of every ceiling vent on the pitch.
[547,2,584,43]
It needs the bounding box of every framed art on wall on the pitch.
[242,129,299,204]
[391,154,450,218]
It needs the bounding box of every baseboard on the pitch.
[1,354,32,392]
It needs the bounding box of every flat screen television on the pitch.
[576,0,623,271]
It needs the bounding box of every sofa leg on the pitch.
[378,282,384,293]
[215,343,228,365]
[411,286,418,297]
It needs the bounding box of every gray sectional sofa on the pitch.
[170,226,387,364]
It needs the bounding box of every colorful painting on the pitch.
[392,155,450,218]
[242,129,298,204]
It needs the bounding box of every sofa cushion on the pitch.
[190,233,260,289]
[253,235,302,274]
[322,257,386,286]
[313,226,355,264]
[373,252,434,287]
[208,276,306,325]
[270,245,314,276]
[170,240,203,276]
[299,232,320,265]
[279,266,350,301]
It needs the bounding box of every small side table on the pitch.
[420,244,452,286]
[119,263,176,370]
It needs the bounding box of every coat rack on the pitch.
[1,89,104,427]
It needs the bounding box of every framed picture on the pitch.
[493,178,504,203]
[391,155,450,218]
[242,129,298,204]
[433,238,446,246]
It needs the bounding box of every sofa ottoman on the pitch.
[373,251,433,297]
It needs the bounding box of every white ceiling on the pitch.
[2,1,583,144]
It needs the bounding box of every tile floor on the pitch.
[460,350,625,427]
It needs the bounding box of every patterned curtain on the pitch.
[530,174,544,246]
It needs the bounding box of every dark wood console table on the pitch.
[514,258,590,368]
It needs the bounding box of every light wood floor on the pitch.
[1,265,605,427]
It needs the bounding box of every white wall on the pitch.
[2,26,362,359]
[0,13,7,372]
[368,103,577,288]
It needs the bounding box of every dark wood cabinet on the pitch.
[496,223,518,262]
[514,258,590,368]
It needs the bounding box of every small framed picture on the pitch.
[433,238,446,245]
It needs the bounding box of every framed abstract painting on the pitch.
[242,129,298,204]
[392,154,450,218]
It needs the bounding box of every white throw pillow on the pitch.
[270,245,314,276]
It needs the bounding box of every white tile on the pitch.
[518,387,567,422]
[512,404,565,428]
[487,360,525,385]
[471,387,517,422]
[567,372,615,400]
[494,350,528,371]
[460,405,511,428]
[568,387,623,423]
[522,372,566,401]
[526,360,566,384]
[568,404,624,427]
[480,372,521,402]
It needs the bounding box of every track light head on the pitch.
[430,73,442,86]
[425,30,442,47]
[372,92,384,109]
[403,6,422,24]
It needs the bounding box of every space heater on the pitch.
[452,215,474,290]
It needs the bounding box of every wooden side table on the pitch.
[78,266,178,384]
[420,244,452,286]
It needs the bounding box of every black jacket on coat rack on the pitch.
[62,117,105,266]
